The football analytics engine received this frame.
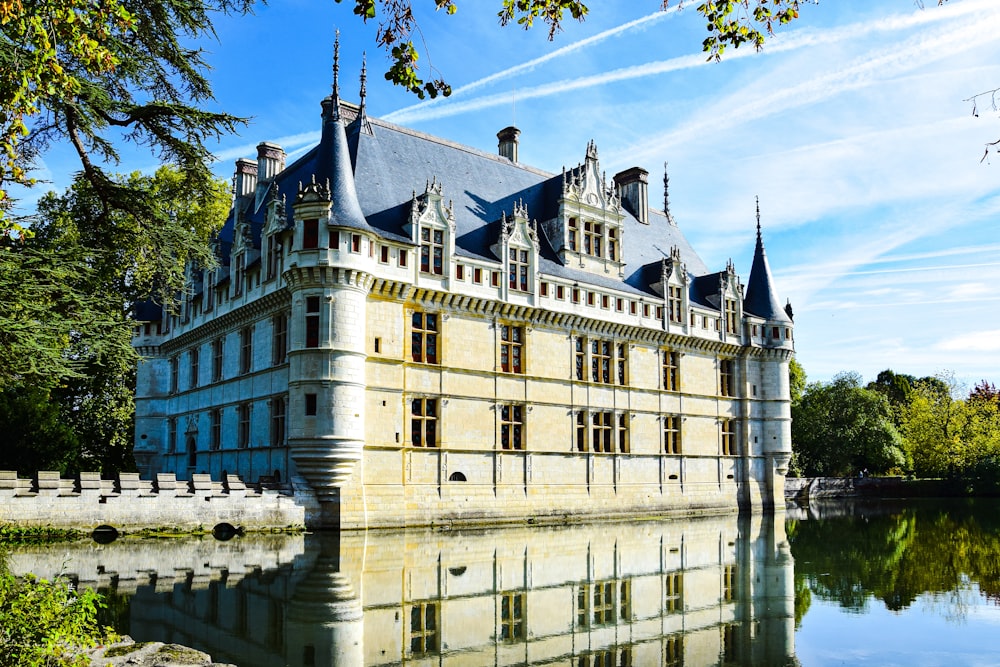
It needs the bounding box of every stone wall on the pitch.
[0,471,317,531]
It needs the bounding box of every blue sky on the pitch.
[27,0,1000,387]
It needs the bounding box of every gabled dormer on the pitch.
[263,185,288,282]
[650,245,689,331]
[405,177,455,279]
[543,140,626,278]
[292,176,331,252]
[230,212,257,298]
[719,260,744,340]
[491,200,540,298]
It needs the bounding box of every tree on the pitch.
[1,0,250,229]
[789,357,806,404]
[336,0,812,98]
[791,372,906,477]
[902,373,965,478]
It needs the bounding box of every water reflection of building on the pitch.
[5,514,794,666]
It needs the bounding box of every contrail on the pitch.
[383,6,681,123]
[388,0,1000,126]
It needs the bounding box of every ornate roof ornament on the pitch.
[663,162,677,226]
[331,30,341,121]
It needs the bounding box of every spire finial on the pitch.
[755,195,762,240]
[332,29,341,120]
[663,161,676,226]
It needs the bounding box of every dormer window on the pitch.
[608,228,617,261]
[568,218,578,251]
[668,286,683,324]
[233,252,245,297]
[303,218,319,249]
[584,221,602,257]
[420,228,444,275]
[509,248,529,291]
[266,235,282,281]
[725,298,739,335]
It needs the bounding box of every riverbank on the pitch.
[786,475,1000,502]
[86,638,234,667]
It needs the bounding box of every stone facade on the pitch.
[132,53,794,529]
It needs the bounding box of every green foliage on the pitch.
[788,357,806,404]
[335,1,810,99]
[791,372,906,477]
[0,0,249,229]
[0,571,114,666]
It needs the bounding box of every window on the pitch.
[491,271,501,287]
[411,312,438,364]
[723,565,737,602]
[186,436,197,468]
[574,337,585,380]
[305,296,320,348]
[473,267,482,284]
[303,218,318,249]
[500,325,523,373]
[169,356,178,394]
[668,285,683,324]
[583,221,602,257]
[270,396,286,447]
[665,573,683,613]
[772,325,781,339]
[615,297,623,312]
[540,281,549,297]
[409,602,439,654]
[587,291,595,307]
[571,287,580,304]
[239,326,253,375]
[575,411,587,452]
[304,393,317,416]
[379,245,389,263]
[329,229,339,249]
[272,313,288,365]
[643,303,650,318]
[210,409,221,450]
[212,338,223,382]
[591,339,611,383]
[608,228,617,261]
[662,350,679,391]
[601,294,609,309]
[411,398,438,447]
[189,348,199,389]
[266,235,282,281]
[568,217,578,251]
[205,271,215,311]
[721,419,736,456]
[167,418,177,454]
[455,263,464,280]
[233,253,245,297]
[664,415,681,454]
[618,413,629,453]
[725,298,739,334]
[556,285,565,300]
[420,227,444,275]
[351,234,361,253]
[664,635,683,667]
[508,248,529,291]
[398,249,407,267]
[720,359,735,397]
[617,343,627,384]
[577,580,628,627]
[500,404,524,450]
[591,411,613,453]
[500,592,525,642]
[238,402,251,448]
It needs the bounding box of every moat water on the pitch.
[6,499,1000,666]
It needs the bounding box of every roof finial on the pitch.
[663,162,676,226]
[755,195,762,241]
[332,29,341,120]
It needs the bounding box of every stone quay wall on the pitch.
[0,471,317,532]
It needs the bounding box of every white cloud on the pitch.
[937,330,1000,352]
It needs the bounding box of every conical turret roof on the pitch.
[743,206,791,324]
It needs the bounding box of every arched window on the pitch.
[448,472,467,482]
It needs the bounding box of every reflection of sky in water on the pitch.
[797,593,1000,667]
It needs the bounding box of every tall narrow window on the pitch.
[608,228,617,261]
[212,338,223,382]
[187,436,197,468]
[665,635,684,667]
[500,325,523,373]
[189,348,199,389]
[720,359,735,397]
[576,411,587,452]
[419,228,444,275]
[304,393,317,416]
[233,253,245,296]
[721,419,736,456]
[205,271,215,311]
[305,296,320,349]
[617,343,627,385]
[663,350,679,391]
[272,312,288,365]
[500,592,525,642]
[409,602,439,654]
[270,396,286,447]
[266,235,282,281]
[575,336,585,381]
[169,356,179,394]
[167,418,177,454]
[583,221,603,257]
[568,217,578,251]
[723,565,737,602]
[668,285,683,324]
[592,412,613,453]
[303,218,319,249]
[238,402,251,448]
[591,340,611,383]
[398,249,407,267]
[210,409,221,450]
[592,581,615,624]
[665,573,684,613]
[239,326,253,375]
[617,413,629,453]
[329,229,340,249]
[500,404,524,451]
[411,398,438,447]
[725,298,740,335]
[508,248,529,291]
[411,312,438,364]
[351,234,361,253]
[664,415,681,454]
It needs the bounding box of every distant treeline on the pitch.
[790,361,1000,489]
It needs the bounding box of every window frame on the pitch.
[411,312,439,364]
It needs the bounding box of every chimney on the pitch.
[234,158,257,198]
[256,141,286,180]
[613,167,649,224]
[497,126,520,163]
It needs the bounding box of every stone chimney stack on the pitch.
[234,158,258,198]
[497,126,520,163]
[255,142,286,209]
[613,167,649,225]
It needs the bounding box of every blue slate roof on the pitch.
[743,223,792,323]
